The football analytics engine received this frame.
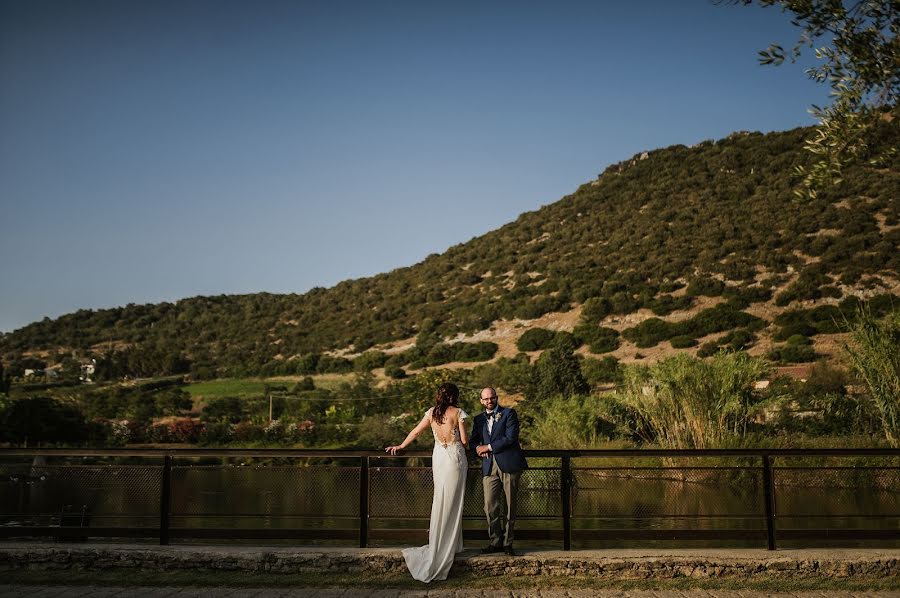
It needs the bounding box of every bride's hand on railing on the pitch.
[385,445,402,455]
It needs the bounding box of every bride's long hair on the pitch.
[432,382,459,424]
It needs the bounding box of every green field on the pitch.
[186,375,356,399]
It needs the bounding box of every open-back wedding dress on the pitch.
[402,407,468,582]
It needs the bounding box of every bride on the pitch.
[385,382,469,582]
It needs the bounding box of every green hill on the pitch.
[2,125,898,379]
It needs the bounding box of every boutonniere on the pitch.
[493,411,502,422]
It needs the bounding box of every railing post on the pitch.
[359,456,369,548]
[761,453,776,550]
[159,454,172,546]
[561,455,572,551]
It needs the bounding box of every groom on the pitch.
[470,386,528,556]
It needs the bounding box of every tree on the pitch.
[0,361,9,396]
[528,336,590,402]
[0,396,89,447]
[740,0,899,198]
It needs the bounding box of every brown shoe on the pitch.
[503,545,516,556]
[481,544,503,554]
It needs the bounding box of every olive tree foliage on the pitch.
[739,0,899,198]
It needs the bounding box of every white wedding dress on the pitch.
[402,407,469,582]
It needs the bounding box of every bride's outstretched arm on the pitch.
[385,412,431,455]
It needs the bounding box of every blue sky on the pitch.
[0,0,829,333]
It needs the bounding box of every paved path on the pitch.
[2,590,900,598]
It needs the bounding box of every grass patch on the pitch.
[2,568,898,591]
[186,375,357,400]
[185,378,271,399]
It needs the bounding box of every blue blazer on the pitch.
[470,407,528,475]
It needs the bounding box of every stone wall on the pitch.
[1,545,898,579]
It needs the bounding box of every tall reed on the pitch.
[615,352,768,449]
[845,307,900,447]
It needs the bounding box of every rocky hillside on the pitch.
[2,124,898,378]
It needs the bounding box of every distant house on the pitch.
[754,365,815,390]
[80,359,96,382]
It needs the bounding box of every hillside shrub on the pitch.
[581,296,612,323]
[649,295,694,316]
[697,342,720,358]
[386,366,407,379]
[199,421,233,445]
[768,344,817,363]
[669,335,697,348]
[353,351,388,372]
[517,328,556,351]
[686,277,725,297]
[581,356,623,385]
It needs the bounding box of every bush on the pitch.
[450,341,498,362]
[768,344,817,363]
[526,394,626,448]
[147,423,174,443]
[669,335,697,348]
[581,356,623,385]
[199,421,232,445]
[0,396,89,446]
[353,351,388,372]
[386,366,407,379]
[786,334,812,346]
[202,397,244,423]
[292,377,315,392]
[316,355,353,374]
[581,296,613,323]
[686,277,725,297]
[170,418,204,443]
[574,324,620,354]
[697,342,720,358]
[232,421,264,442]
[517,328,557,352]
[719,328,757,351]
[649,295,693,316]
[622,318,674,348]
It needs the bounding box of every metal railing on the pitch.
[1,448,898,550]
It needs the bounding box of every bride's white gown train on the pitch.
[402,408,468,583]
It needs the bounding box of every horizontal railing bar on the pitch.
[571,529,769,540]
[574,467,760,471]
[0,527,160,538]
[2,527,894,541]
[169,528,359,540]
[570,514,766,519]
[370,515,560,520]
[776,514,900,518]
[3,448,899,458]
[777,529,900,539]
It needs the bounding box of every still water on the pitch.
[2,456,898,547]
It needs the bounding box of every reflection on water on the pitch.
[1,456,898,546]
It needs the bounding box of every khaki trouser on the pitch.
[483,458,521,547]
